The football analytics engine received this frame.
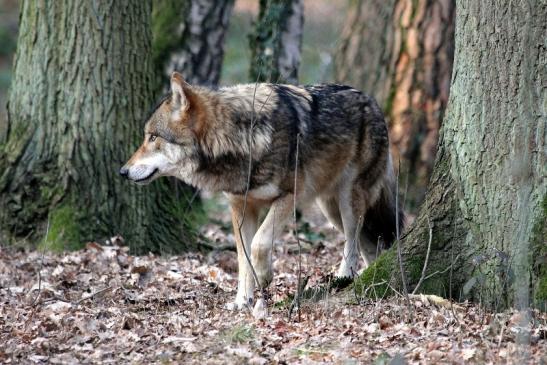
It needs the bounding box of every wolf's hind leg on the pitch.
[251,194,294,289]
[353,181,383,269]
[336,178,363,279]
[228,197,259,310]
[316,195,344,233]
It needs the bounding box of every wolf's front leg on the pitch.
[251,194,294,289]
[228,198,259,310]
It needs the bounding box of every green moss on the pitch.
[248,0,294,83]
[406,253,451,296]
[355,249,396,297]
[383,83,397,117]
[410,0,419,21]
[39,204,82,252]
[151,0,190,75]
[0,124,29,165]
[536,275,547,311]
[39,184,63,203]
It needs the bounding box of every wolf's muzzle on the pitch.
[119,166,129,178]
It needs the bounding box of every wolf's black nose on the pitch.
[119,167,129,178]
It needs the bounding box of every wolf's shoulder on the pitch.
[301,83,359,93]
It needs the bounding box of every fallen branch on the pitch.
[35,286,115,307]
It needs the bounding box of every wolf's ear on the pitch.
[170,72,189,111]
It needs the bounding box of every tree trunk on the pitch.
[0,0,196,254]
[152,0,234,87]
[335,0,455,209]
[357,0,546,311]
[335,0,397,106]
[249,0,304,84]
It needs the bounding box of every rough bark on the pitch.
[249,0,304,84]
[0,0,196,254]
[152,0,234,87]
[335,0,397,106]
[357,0,546,311]
[335,0,455,209]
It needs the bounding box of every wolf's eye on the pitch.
[149,134,157,142]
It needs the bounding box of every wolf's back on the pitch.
[301,84,404,247]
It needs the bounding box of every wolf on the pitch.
[120,72,403,310]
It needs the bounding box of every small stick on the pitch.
[74,286,114,305]
[292,133,303,321]
[35,286,114,307]
[31,220,50,307]
[420,254,460,282]
[412,217,433,294]
[497,320,506,348]
[394,158,411,316]
[237,70,281,308]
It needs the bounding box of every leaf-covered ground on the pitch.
[1,211,546,364]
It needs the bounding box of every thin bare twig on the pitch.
[363,280,388,298]
[236,70,263,293]
[351,214,364,302]
[449,209,461,326]
[362,238,383,302]
[74,286,114,305]
[35,286,114,307]
[236,70,280,307]
[420,254,461,282]
[290,133,302,322]
[412,217,433,295]
[497,320,506,348]
[31,220,50,307]
[394,158,411,314]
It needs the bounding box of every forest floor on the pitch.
[1,202,546,364]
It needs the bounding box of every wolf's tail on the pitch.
[362,161,405,248]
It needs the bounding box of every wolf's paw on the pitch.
[252,298,268,319]
[225,296,253,311]
[336,263,359,279]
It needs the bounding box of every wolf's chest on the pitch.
[247,183,281,200]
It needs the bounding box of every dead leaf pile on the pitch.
[0,216,545,364]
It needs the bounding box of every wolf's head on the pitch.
[120,72,205,185]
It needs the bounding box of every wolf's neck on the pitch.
[191,84,277,159]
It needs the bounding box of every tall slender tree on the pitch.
[358,0,546,311]
[152,0,235,87]
[249,0,304,84]
[336,0,455,208]
[0,0,195,253]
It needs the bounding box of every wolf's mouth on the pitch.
[134,168,159,184]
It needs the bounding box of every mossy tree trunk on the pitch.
[0,0,196,254]
[357,0,546,311]
[249,0,304,84]
[152,0,234,87]
[335,0,455,209]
